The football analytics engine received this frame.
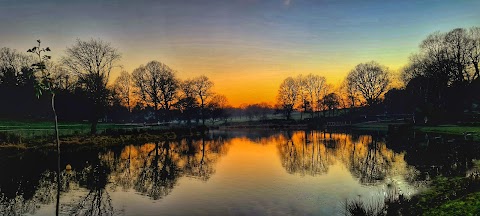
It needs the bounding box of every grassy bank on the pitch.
[351,122,480,140]
[418,125,480,138]
[0,121,208,149]
[346,174,480,216]
[0,120,154,138]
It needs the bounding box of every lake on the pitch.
[0,129,478,215]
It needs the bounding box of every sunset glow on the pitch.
[1,0,479,106]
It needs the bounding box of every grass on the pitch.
[351,121,480,140]
[417,125,480,140]
[408,175,480,215]
[424,192,480,216]
[0,120,166,140]
[0,120,208,149]
[345,175,480,216]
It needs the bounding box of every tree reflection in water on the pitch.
[0,171,56,215]
[278,131,332,176]
[134,141,180,200]
[0,136,229,215]
[106,137,228,199]
[277,131,421,192]
[2,131,478,215]
[67,161,114,216]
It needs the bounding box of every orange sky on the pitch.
[112,45,410,107]
[1,0,479,107]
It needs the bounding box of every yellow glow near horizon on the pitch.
[3,0,478,107]
[112,50,409,107]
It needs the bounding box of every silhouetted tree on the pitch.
[323,92,340,117]
[62,38,121,134]
[295,75,309,120]
[132,61,178,121]
[113,70,133,112]
[277,77,298,120]
[0,47,34,72]
[174,79,199,124]
[304,74,327,117]
[191,75,214,125]
[443,28,473,84]
[468,27,480,79]
[340,79,360,109]
[400,27,480,119]
[0,47,41,119]
[207,94,229,124]
[346,61,390,106]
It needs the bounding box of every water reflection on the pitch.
[106,138,228,200]
[0,136,229,215]
[0,171,56,215]
[275,131,422,199]
[0,130,479,215]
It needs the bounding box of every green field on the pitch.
[0,120,147,140]
[418,125,480,136]
[352,121,480,141]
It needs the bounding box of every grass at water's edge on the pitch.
[0,127,207,150]
[351,122,480,141]
[345,175,480,216]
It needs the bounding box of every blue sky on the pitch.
[1,0,479,104]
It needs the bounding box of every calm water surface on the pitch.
[1,130,478,215]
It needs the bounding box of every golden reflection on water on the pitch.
[276,131,419,189]
[0,131,425,215]
[103,138,230,200]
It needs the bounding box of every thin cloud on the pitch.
[283,0,291,6]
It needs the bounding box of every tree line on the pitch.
[277,26,480,123]
[0,39,232,134]
[392,26,480,123]
[277,60,390,120]
[1,26,478,131]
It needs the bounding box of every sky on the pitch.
[0,0,479,106]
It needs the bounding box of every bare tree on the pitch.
[174,79,199,124]
[277,77,299,120]
[62,38,121,134]
[191,75,214,125]
[113,71,133,112]
[419,31,455,85]
[346,61,390,106]
[207,94,229,124]
[295,75,309,120]
[340,79,360,108]
[47,62,75,91]
[445,28,472,83]
[468,26,480,79]
[132,61,178,121]
[0,47,34,73]
[323,92,340,117]
[304,74,326,117]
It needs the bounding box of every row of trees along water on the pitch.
[277,26,480,123]
[0,39,233,134]
[0,26,479,132]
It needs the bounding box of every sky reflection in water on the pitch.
[0,130,431,215]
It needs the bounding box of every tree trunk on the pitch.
[200,98,205,126]
[52,94,61,216]
[154,102,159,121]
